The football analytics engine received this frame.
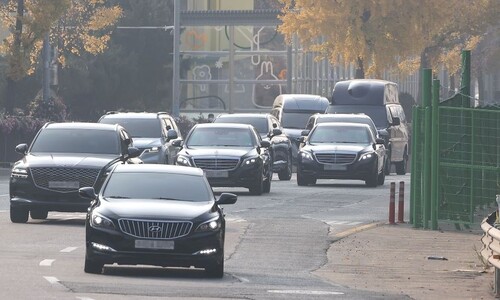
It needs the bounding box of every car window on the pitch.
[100,118,160,138]
[327,105,389,129]
[281,112,316,129]
[102,172,211,202]
[214,117,269,134]
[309,126,371,144]
[187,127,255,147]
[30,128,120,154]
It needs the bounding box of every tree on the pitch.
[278,0,499,78]
[0,0,122,113]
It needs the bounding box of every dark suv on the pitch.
[98,112,182,164]
[9,122,141,223]
[213,113,293,180]
[175,123,272,195]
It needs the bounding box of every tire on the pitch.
[10,206,29,223]
[205,252,224,278]
[30,210,48,220]
[297,170,309,186]
[84,257,103,274]
[249,173,263,195]
[278,153,292,181]
[365,163,379,187]
[395,151,408,175]
[377,168,386,186]
[263,172,271,193]
[384,152,392,175]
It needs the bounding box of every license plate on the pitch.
[48,181,79,189]
[205,170,228,178]
[324,164,346,171]
[135,240,174,250]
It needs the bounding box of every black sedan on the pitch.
[80,164,237,278]
[297,122,386,187]
[174,123,272,195]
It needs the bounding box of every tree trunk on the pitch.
[354,57,365,79]
[4,0,24,115]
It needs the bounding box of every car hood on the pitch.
[21,153,120,168]
[131,138,161,148]
[181,147,255,157]
[303,143,370,153]
[100,199,214,220]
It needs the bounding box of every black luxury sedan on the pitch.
[80,164,237,278]
[297,122,386,187]
[9,122,141,223]
[174,123,272,195]
[213,113,293,180]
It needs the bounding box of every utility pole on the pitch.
[172,0,180,117]
[42,33,50,103]
[5,0,24,114]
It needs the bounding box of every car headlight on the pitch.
[90,213,116,230]
[242,157,258,166]
[359,152,375,161]
[299,151,313,161]
[176,155,192,166]
[195,216,221,232]
[11,166,28,179]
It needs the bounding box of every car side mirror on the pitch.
[271,128,282,136]
[127,147,141,159]
[166,129,178,141]
[391,117,401,126]
[260,140,271,148]
[79,187,97,200]
[15,143,28,154]
[301,130,310,136]
[298,136,306,143]
[171,139,183,147]
[376,138,385,145]
[217,192,237,205]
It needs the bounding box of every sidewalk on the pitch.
[314,222,495,300]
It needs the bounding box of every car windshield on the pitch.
[30,128,120,154]
[102,172,212,202]
[309,126,372,144]
[100,118,160,138]
[215,117,268,134]
[317,116,377,135]
[282,112,318,129]
[186,127,255,147]
[326,105,389,129]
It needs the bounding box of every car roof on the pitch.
[216,113,269,119]
[113,164,204,176]
[45,122,119,131]
[315,122,371,129]
[194,123,254,130]
[316,113,371,120]
[100,112,170,119]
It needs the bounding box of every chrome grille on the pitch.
[315,153,356,164]
[193,158,239,170]
[30,167,100,192]
[118,219,193,239]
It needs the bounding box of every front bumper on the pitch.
[86,225,223,268]
[298,156,377,180]
[203,164,262,188]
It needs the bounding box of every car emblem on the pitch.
[149,225,162,233]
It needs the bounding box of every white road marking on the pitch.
[76,297,96,300]
[327,220,363,226]
[43,276,59,284]
[232,274,250,283]
[0,194,9,196]
[268,290,344,295]
[60,247,78,253]
[39,259,55,267]
[0,210,6,213]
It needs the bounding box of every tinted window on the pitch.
[215,116,268,134]
[30,128,120,154]
[281,112,316,129]
[187,127,255,147]
[316,116,377,135]
[103,172,211,202]
[326,105,389,129]
[309,126,371,144]
[100,118,160,138]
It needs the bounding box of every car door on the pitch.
[162,118,182,164]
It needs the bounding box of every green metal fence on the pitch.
[411,51,500,229]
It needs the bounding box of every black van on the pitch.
[271,94,329,163]
[326,79,409,175]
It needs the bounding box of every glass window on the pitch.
[31,128,120,154]
[309,126,371,144]
[99,118,161,138]
[214,116,268,134]
[281,112,317,129]
[327,105,389,129]
[103,172,211,202]
[187,127,255,147]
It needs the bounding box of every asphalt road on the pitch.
[0,170,411,299]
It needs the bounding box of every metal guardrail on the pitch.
[481,202,500,296]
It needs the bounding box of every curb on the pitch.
[332,221,385,241]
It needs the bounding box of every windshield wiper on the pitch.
[152,197,183,201]
[105,195,130,199]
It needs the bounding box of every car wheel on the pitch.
[377,168,386,186]
[30,210,48,220]
[84,257,103,274]
[205,252,224,278]
[263,171,272,193]
[365,163,379,187]
[249,173,264,195]
[297,170,309,186]
[384,152,392,175]
[10,206,29,223]
[278,153,292,181]
[395,151,408,175]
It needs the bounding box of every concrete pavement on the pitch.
[315,222,495,300]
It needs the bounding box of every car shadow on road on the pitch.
[102,265,238,281]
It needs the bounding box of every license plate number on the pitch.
[135,240,174,250]
[48,181,79,188]
[205,170,228,178]
[324,164,346,171]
